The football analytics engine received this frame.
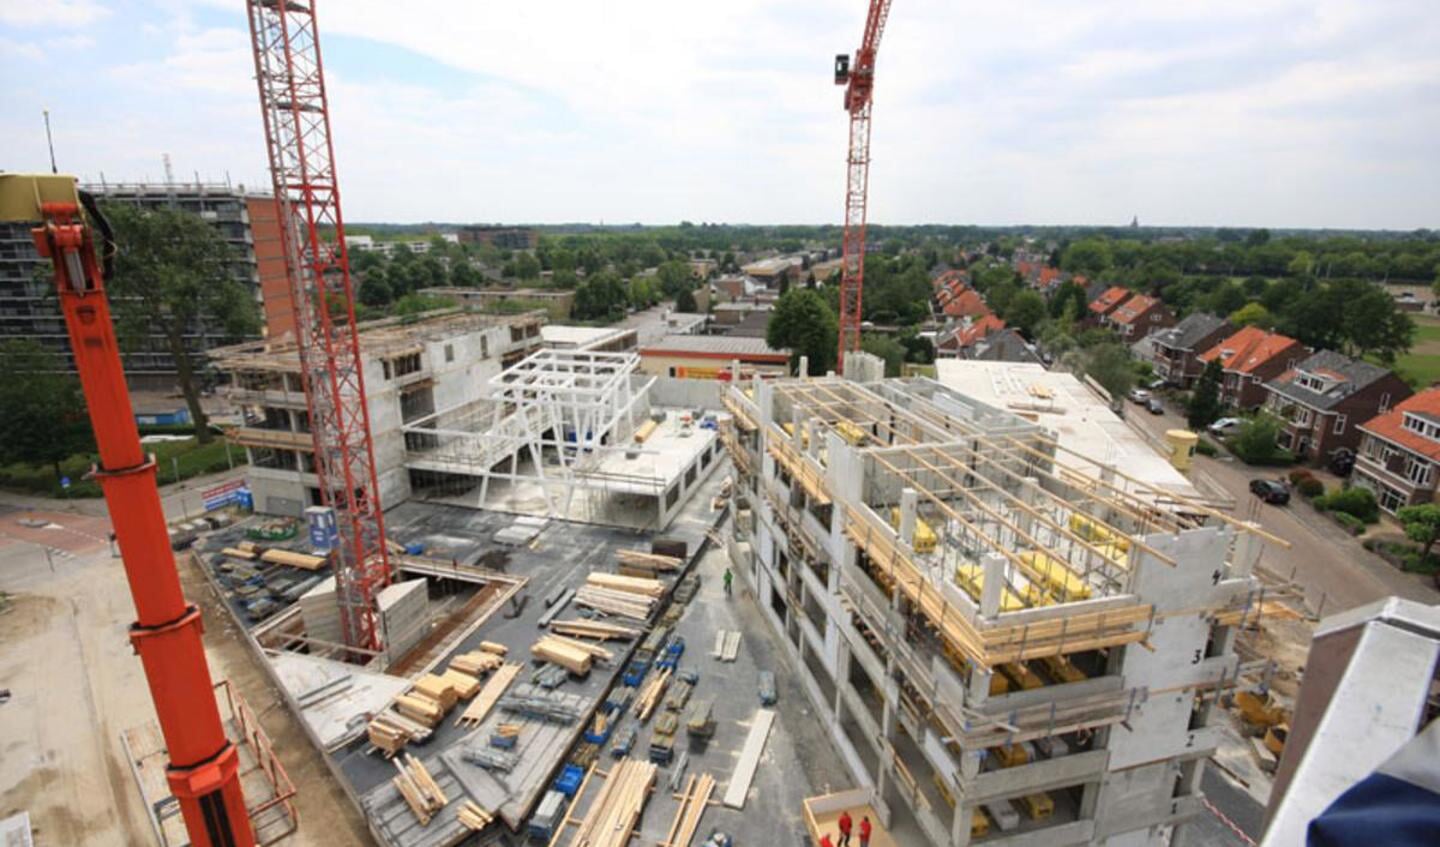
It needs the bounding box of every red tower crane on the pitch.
[0,174,255,846]
[834,0,895,371]
[245,0,392,652]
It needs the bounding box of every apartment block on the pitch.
[213,310,544,516]
[719,374,1273,846]
[2,182,280,383]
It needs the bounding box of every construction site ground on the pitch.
[0,497,369,846]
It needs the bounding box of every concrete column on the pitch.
[1231,524,1261,578]
[731,358,741,382]
[899,487,919,549]
[1017,476,1040,539]
[979,552,1006,618]
[798,354,810,378]
[950,802,975,847]
[803,419,817,458]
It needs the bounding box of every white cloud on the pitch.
[0,0,109,28]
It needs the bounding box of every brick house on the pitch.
[1352,389,1440,513]
[935,313,1005,358]
[1262,350,1411,464]
[1147,313,1232,388]
[1086,286,1132,323]
[1104,293,1176,340]
[1197,326,1306,410]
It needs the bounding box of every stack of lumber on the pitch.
[478,640,509,656]
[367,710,433,756]
[450,650,504,676]
[566,758,657,847]
[261,548,328,571]
[395,693,445,728]
[550,619,642,641]
[664,773,717,847]
[439,669,481,700]
[588,573,665,597]
[532,636,594,675]
[456,663,522,727]
[221,545,258,560]
[393,754,447,826]
[633,667,672,722]
[712,630,741,662]
[412,674,459,712]
[574,573,663,621]
[456,801,493,832]
[616,549,682,576]
[546,634,614,662]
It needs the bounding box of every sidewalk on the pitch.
[0,465,249,525]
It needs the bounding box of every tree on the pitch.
[1204,280,1248,316]
[359,270,394,307]
[1083,342,1135,401]
[674,287,698,313]
[0,341,93,478]
[1003,290,1047,338]
[656,260,693,298]
[1188,360,1225,429]
[1049,281,1088,319]
[861,334,905,377]
[573,271,628,321]
[1231,415,1282,463]
[1397,504,1440,564]
[449,261,481,287]
[767,288,837,375]
[391,293,450,317]
[1228,302,1273,328]
[105,203,260,444]
[1060,239,1114,276]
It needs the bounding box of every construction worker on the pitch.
[723,566,733,596]
[859,816,872,847]
[818,834,834,847]
[838,810,853,846]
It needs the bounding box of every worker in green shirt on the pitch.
[723,567,733,596]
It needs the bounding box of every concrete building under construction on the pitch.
[718,370,1281,846]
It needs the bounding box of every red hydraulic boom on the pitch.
[0,174,254,847]
[246,0,392,652]
[834,0,895,371]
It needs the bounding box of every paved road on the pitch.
[1124,398,1439,615]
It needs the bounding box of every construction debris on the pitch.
[456,801,494,832]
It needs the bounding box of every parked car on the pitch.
[1146,397,1164,415]
[1128,388,1151,403]
[1208,417,1243,436]
[1249,478,1291,505]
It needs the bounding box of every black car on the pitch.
[1249,478,1290,505]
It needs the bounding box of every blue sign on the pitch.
[306,506,339,553]
[59,476,71,489]
[201,479,247,511]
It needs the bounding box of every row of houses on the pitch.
[930,269,1044,364]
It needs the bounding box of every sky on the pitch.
[2,0,1438,229]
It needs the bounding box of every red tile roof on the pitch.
[956,314,1006,347]
[1110,294,1161,325]
[1198,326,1303,375]
[942,289,991,319]
[1359,389,1440,462]
[1088,286,1132,315]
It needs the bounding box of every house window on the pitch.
[1379,392,1392,413]
[444,343,454,363]
[1406,460,1432,486]
[1376,483,1406,514]
[1334,415,1346,435]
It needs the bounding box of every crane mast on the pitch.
[245,0,391,652]
[834,0,894,371]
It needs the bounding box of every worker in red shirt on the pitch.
[818,834,834,847]
[859,816,873,847]
[838,810,853,846]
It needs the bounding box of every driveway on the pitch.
[1122,397,1439,615]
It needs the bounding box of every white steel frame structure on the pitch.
[402,350,675,520]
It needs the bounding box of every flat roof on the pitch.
[639,334,788,359]
[935,360,1202,501]
[540,324,624,346]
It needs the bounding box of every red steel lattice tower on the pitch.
[246,0,391,652]
[834,0,895,371]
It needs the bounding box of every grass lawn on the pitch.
[1392,314,1440,388]
[0,435,245,498]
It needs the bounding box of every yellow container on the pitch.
[970,809,991,837]
[1166,429,1200,472]
[1068,514,1130,552]
[1017,550,1092,601]
[835,419,868,446]
[993,742,1029,768]
[890,507,938,553]
[1001,662,1043,691]
[956,564,1026,612]
[1019,792,1054,820]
